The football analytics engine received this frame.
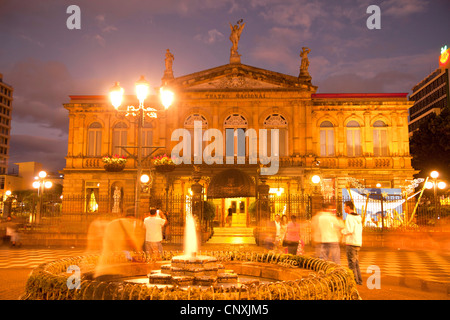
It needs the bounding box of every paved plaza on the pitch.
[0,242,448,300]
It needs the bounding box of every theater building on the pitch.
[61,40,416,228]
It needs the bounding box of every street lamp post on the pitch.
[426,170,447,221]
[32,170,53,224]
[109,76,174,218]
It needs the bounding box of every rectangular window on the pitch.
[88,130,102,156]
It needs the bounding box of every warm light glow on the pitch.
[5,190,11,196]
[109,82,124,109]
[160,87,174,109]
[430,171,439,179]
[425,181,433,189]
[311,175,321,184]
[376,183,382,188]
[439,46,449,67]
[269,188,284,196]
[438,181,447,190]
[32,181,40,189]
[44,181,53,189]
[140,174,150,184]
[38,171,47,179]
[135,75,150,103]
[184,212,198,257]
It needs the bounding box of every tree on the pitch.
[410,106,450,180]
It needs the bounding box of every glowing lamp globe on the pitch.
[140,174,150,184]
[311,175,321,184]
[109,82,124,109]
[32,181,40,189]
[438,181,446,190]
[160,87,174,109]
[38,171,47,179]
[135,75,150,103]
[425,181,433,189]
[44,181,53,189]
[430,171,439,179]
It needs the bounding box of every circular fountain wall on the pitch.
[21,213,361,300]
[21,250,361,300]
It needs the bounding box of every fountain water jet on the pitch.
[183,212,198,257]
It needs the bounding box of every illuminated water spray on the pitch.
[184,212,198,257]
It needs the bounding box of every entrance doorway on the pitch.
[225,198,246,227]
[207,168,256,228]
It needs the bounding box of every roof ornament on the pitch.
[229,19,245,64]
[162,49,175,82]
[298,46,312,84]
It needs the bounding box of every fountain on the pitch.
[146,213,247,287]
[21,212,362,300]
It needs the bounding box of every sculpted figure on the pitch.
[165,49,174,72]
[300,47,311,74]
[229,19,245,56]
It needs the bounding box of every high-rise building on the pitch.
[408,46,450,134]
[0,73,13,175]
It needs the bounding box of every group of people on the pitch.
[265,200,363,285]
[311,201,363,285]
[266,214,303,255]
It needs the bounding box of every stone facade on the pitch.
[62,60,417,223]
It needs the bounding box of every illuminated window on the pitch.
[263,114,288,157]
[320,121,335,156]
[373,120,388,156]
[346,120,362,157]
[184,114,208,159]
[88,122,102,157]
[224,114,248,158]
[112,122,128,156]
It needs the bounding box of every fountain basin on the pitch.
[21,250,361,300]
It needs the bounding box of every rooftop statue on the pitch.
[299,47,311,74]
[229,19,245,63]
[163,49,175,81]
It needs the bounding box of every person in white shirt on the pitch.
[143,208,167,259]
[342,201,363,285]
[313,203,344,264]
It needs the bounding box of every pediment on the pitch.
[169,63,316,91]
[187,75,284,90]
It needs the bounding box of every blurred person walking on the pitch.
[342,201,363,285]
[284,215,301,255]
[94,212,145,280]
[313,203,344,264]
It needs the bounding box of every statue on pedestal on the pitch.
[229,19,245,64]
[162,49,175,81]
[298,46,312,83]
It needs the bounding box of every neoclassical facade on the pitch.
[62,55,416,225]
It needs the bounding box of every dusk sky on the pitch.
[0,0,449,173]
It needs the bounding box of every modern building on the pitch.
[408,45,450,134]
[0,73,12,175]
[61,42,417,228]
[408,67,450,134]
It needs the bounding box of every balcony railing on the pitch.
[76,155,399,170]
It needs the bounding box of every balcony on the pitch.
[70,155,403,171]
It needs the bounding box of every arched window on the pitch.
[112,122,128,156]
[263,114,288,157]
[224,114,248,158]
[373,120,388,156]
[319,121,335,156]
[184,114,208,159]
[88,122,102,157]
[346,120,362,157]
